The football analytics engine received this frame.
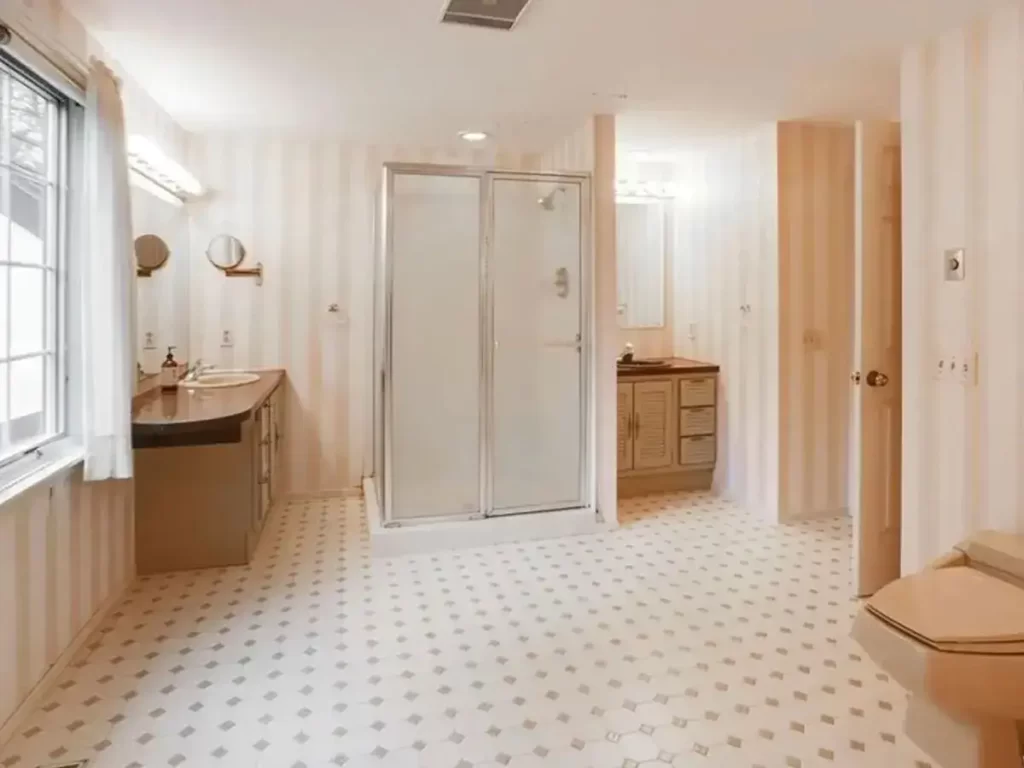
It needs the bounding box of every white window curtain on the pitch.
[81,59,134,481]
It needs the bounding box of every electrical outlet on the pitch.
[221,330,234,348]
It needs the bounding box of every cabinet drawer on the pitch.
[679,407,715,437]
[680,436,716,466]
[679,377,716,407]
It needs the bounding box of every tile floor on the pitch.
[0,492,935,768]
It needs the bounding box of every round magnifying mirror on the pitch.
[134,234,170,272]
[206,234,246,271]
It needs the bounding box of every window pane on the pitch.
[10,354,42,420]
[10,266,43,356]
[9,80,48,177]
[0,265,7,359]
[0,362,7,425]
[10,172,44,263]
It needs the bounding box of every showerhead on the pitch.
[537,186,565,211]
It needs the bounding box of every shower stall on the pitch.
[371,163,594,528]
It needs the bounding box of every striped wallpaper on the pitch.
[186,136,538,496]
[0,473,133,736]
[777,122,856,520]
[900,0,1024,573]
[670,126,781,520]
[134,189,191,372]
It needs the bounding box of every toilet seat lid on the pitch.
[867,566,1024,646]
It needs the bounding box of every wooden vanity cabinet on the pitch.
[134,374,286,574]
[618,371,718,497]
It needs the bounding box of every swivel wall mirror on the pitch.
[135,234,170,277]
[206,234,263,285]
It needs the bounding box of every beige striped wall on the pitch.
[900,0,1024,573]
[186,136,538,496]
[670,126,781,520]
[0,473,133,734]
[777,123,856,520]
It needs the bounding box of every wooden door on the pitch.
[852,122,902,596]
[617,383,634,471]
[633,380,673,470]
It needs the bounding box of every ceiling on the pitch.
[65,0,1002,152]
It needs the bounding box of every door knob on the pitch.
[866,370,889,387]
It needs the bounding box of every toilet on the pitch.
[852,531,1024,768]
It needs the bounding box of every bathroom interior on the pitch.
[2,0,1024,766]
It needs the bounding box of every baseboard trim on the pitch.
[783,506,849,522]
[0,586,124,745]
[283,488,362,502]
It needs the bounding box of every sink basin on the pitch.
[183,372,261,389]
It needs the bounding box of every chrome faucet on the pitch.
[184,359,216,381]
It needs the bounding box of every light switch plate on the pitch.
[945,248,965,281]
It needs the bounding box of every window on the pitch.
[0,55,67,468]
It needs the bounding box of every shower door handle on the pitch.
[543,334,583,351]
[554,267,570,298]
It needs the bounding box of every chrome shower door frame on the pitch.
[378,163,593,527]
[483,171,593,519]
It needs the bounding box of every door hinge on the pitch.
[850,371,862,385]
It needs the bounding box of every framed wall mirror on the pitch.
[616,197,667,329]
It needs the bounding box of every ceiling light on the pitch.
[458,131,490,143]
[127,135,204,201]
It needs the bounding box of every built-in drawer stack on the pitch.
[678,376,716,467]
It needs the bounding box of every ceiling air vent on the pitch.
[441,0,535,31]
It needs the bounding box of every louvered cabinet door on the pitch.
[617,383,634,471]
[632,380,673,470]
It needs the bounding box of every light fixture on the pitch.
[127,135,204,202]
[616,179,679,199]
[129,170,183,208]
[458,130,490,143]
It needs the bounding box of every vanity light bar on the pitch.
[129,169,183,208]
[616,179,679,199]
[127,135,204,202]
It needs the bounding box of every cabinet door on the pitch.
[633,380,673,470]
[268,396,278,505]
[617,383,634,471]
[257,404,271,525]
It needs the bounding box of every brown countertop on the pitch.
[617,357,720,377]
[132,370,284,447]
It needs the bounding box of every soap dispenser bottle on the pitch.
[160,347,179,391]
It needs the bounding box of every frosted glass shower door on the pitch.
[387,172,482,521]
[490,177,585,515]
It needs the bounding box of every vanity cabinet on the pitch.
[617,362,719,497]
[133,371,286,574]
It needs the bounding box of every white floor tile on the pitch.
[0,493,936,768]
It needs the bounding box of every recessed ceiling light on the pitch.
[458,131,490,142]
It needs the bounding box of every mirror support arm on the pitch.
[225,262,264,286]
